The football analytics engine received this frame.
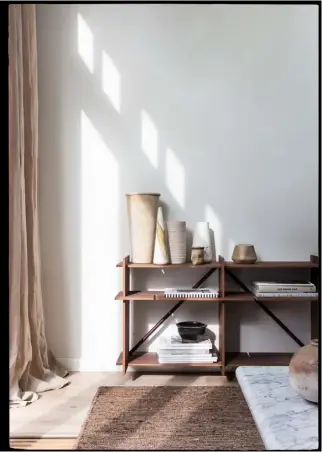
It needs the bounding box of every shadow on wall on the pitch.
[37,4,318,370]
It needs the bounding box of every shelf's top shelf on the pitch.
[116,258,319,269]
[224,261,318,268]
[116,261,221,268]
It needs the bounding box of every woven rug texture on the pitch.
[75,386,264,450]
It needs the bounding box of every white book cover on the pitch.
[253,291,318,298]
[252,285,316,293]
[158,356,218,363]
[253,280,315,288]
[158,335,212,350]
[157,349,211,355]
[164,288,218,298]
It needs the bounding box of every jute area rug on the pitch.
[75,386,264,450]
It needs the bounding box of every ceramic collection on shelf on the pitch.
[289,338,319,403]
[126,193,217,265]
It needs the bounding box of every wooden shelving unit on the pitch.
[115,254,319,377]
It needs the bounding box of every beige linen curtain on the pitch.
[9,4,69,408]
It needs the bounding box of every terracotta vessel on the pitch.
[126,193,160,263]
[191,247,204,265]
[289,339,318,403]
[232,244,257,264]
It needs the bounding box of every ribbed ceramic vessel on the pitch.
[192,222,212,263]
[167,221,186,264]
[289,338,318,403]
[153,207,169,265]
[126,193,160,263]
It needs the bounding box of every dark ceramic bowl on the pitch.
[177,321,206,341]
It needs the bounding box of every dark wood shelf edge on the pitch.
[117,258,319,269]
[225,352,293,367]
[114,291,318,302]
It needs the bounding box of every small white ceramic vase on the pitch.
[167,221,187,264]
[153,207,169,265]
[192,222,212,263]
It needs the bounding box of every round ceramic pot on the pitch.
[289,339,318,403]
[126,193,160,263]
[232,244,257,264]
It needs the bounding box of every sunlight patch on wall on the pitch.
[77,13,94,73]
[102,51,121,113]
[141,110,158,168]
[228,239,236,260]
[205,204,222,260]
[166,148,185,208]
[80,111,120,369]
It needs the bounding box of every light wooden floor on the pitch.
[10,371,236,449]
[10,438,75,450]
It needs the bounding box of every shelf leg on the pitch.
[310,258,319,340]
[219,302,225,376]
[122,300,129,375]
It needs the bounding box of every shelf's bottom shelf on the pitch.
[225,352,293,367]
[116,351,293,367]
[116,352,222,367]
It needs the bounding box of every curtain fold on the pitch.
[9,4,69,409]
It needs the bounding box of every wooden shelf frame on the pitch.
[116,254,319,376]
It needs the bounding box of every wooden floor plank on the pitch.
[10,438,75,450]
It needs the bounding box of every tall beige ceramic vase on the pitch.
[126,193,160,263]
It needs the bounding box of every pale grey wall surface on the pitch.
[37,4,318,370]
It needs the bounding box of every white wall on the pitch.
[36,4,318,371]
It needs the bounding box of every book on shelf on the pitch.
[158,348,211,356]
[252,291,318,298]
[158,355,218,363]
[158,335,212,350]
[164,288,218,298]
[252,281,316,293]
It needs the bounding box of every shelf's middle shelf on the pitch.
[114,290,318,302]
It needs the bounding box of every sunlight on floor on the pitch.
[205,204,222,260]
[77,13,94,73]
[141,109,158,168]
[102,51,121,113]
[165,148,185,208]
[80,111,120,370]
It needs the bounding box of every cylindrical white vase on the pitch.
[192,221,212,263]
[126,193,160,263]
[167,221,186,264]
[153,207,169,265]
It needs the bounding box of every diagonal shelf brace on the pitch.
[254,299,304,347]
[226,268,304,347]
[129,267,218,355]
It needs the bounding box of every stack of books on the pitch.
[157,335,218,363]
[251,281,318,298]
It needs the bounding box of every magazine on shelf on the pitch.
[252,281,316,293]
[252,291,318,298]
[158,335,212,350]
[164,288,218,298]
